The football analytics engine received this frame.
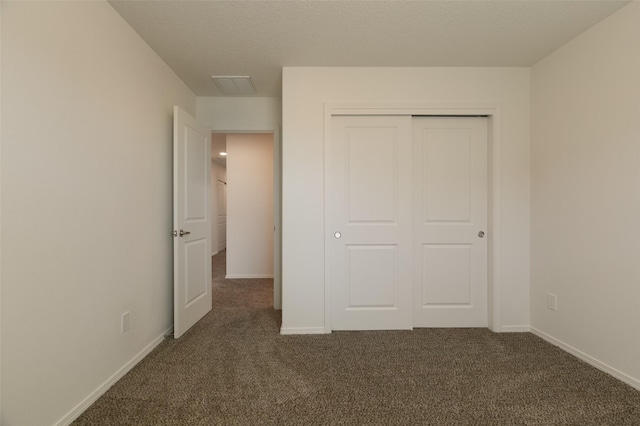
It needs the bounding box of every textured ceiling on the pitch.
[109,0,630,97]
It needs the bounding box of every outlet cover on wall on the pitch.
[121,311,130,333]
[547,293,558,311]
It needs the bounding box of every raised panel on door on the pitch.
[422,244,471,305]
[423,131,471,222]
[347,245,397,308]
[347,131,397,222]
[330,116,412,331]
[184,239,208,305]
[184,127,207,223]
[413,117,488,328]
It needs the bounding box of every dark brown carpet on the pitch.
[74,251,640,425]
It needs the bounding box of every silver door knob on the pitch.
[179,229,191,237]
[478,231,485,238]
[334,232,342,239]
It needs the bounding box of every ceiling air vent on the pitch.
[211,76,255,95]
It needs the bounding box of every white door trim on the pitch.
[211,127,282,311]
[323,102,503,333]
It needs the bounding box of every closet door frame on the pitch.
[323,103,502,333]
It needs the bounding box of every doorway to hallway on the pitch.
[211,131,280,309]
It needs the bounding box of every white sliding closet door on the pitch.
[330,116,413,330]
[412,117,488,327]
[328,115,488,331]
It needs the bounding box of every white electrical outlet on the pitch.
[547,293,557,311]
[121,311,130,333]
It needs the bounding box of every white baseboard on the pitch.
[499,325,531,332]
[280,326,327,335]
[530,327,640,392]
[226,274,274,279]
[54,325,173,426]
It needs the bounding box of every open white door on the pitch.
[173,106,212,338]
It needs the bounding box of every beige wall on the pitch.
[226,134,274,278]
[281,67,531,333]
[1,2,195,425]
[197,97,281,131]
[531,1,640,388]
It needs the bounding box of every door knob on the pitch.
[478,231,485,238]
[334,232,342,239]
[179,229,191,237]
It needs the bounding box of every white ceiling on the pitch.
[109,0,630,98]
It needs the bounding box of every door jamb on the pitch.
[323,103,502,332]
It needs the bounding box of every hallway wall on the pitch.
[226,133,274,278]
